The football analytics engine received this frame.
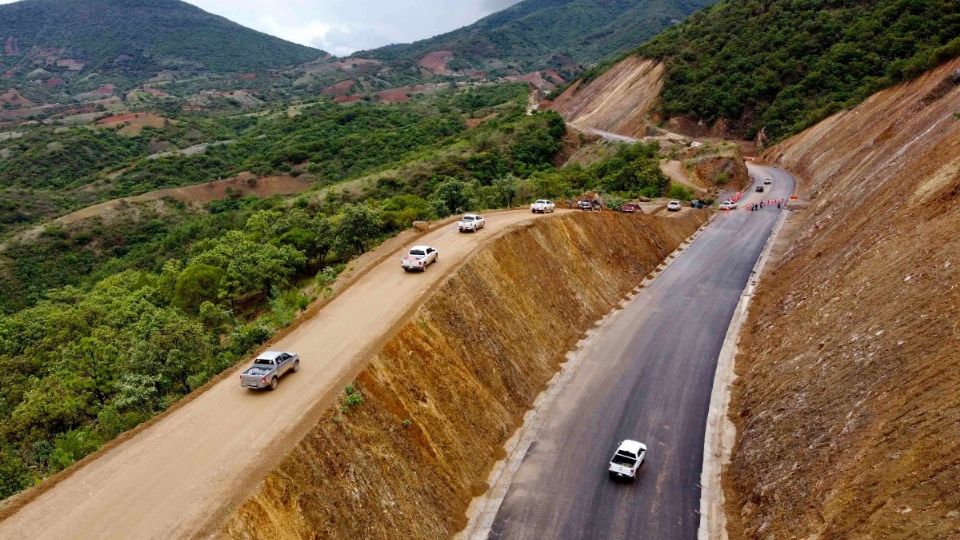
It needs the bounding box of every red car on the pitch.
[621,203,641,213]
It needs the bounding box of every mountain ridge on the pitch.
[0,0,325,93]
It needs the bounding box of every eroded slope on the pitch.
[727,58,960,538]
[550,57,664,138]
[222,211,706,539]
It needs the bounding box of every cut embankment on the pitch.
[726,58,960,538]
[221,210,707,539]
[549,57,663,139]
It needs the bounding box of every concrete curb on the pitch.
[697,202,791,540]
[457,215,715,540]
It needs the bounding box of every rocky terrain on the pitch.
[726,58,960,538]
[222,210,707,539]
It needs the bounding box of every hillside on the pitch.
[353,0,715,87]
[222,211,706,539]
[0,0,324,94]
[629,0,960,140]
[727,58,960,537]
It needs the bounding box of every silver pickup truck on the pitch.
[240,351,300,390]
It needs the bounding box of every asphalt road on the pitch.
[488,166,794,540]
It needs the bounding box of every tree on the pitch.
[193,231,306,306]
[430,178,475,217]
[0,448,33,500]
[174,264,224,312]
[333,203,383,257]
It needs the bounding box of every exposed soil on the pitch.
[419,51,454,75]
[321,79,356,97]
[548,57,664,138]
[221,211,707,539]
[376,84,442,103]
[504,71,554,91]
[661,159,704,191]
[334,94,363,104]
[329,58,382,71]
[691,154,750,193]
[0,89,34,108]
[96,112,167,136]
[725,57,960,539]
[54,58,85,71]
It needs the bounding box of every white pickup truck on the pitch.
[401,245,438,272]
[530,199,555,214]
[457,213,485,232]
[608,439,647,480]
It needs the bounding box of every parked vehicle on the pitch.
[764,178,773,185]
[578,200,594,211]
[457,213,485,232]
[667,200,682,212]
[530,199,555,213]
[401,245,438,272]
[621,202,642,213]
[690,199,707,209]
[241,351,300,390]
[719,200,738,211]
[755,185,764,192]
[608,439,647,480]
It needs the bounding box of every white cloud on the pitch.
[186,0,523,55]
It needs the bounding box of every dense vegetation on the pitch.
[635,0,960,139]
[364,0,715,79]
[0,0,323,93]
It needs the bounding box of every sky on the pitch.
[184,0,523,57]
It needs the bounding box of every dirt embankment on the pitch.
[222,211,706,539]
[548,56,664,138]
[690,152,750,192]
[726,58,960,538]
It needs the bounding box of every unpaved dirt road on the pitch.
[0,209,566,540]
[486,167,794,539]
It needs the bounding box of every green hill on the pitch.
[362,0,717,80]
[634,0,960,139]
[0,0,324,91]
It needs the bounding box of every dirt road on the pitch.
[485,169,794,539]
[0,209,566,540]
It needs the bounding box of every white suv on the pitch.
[667,200,682,212]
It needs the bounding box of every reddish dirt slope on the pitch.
[0,89,34,108]
[726,58,960,538]
[321,79,355,97]
[549,56,664,138]
[418,50,454,75]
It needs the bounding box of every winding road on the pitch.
[485,166,794,539]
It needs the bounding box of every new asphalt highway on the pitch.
[488,166,795,539]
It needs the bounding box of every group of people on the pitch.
[749,198,786,211]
